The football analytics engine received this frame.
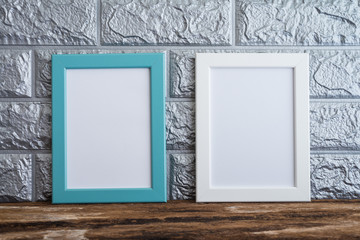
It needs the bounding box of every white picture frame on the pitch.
[196,53,310,202]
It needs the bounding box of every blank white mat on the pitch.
[210,67,295,188]
[66,68,151,189]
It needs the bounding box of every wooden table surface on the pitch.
[0,200,360,239]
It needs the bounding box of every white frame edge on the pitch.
[196,53,310,202]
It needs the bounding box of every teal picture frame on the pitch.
[52,53,166,203]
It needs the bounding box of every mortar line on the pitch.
[166,98,195,102]
[96,0,101,46]
[166,97,360,103]
[166,152,171,200]
[0,150,51,154]
[3,45,360,51]
[232,0,236,46]
[30,50,36,99]
[311,150,360,155]
[0,98,51,103]
[166,50,170,99]
[310,98,360,103]
[31,154,36,202]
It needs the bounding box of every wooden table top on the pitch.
[0,200,360,239]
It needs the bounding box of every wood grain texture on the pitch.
[0,200,360,239]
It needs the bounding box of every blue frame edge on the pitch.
[52,53,166,203]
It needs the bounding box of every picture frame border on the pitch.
[196,53,310,202]
[52,53,166,203]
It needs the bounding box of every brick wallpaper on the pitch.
[0,0,359,202]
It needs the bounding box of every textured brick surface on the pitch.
[35,50,164,97]
[0,0,96,45]
[169,154,195,200]
[310,50,360,98]
[171,51,196,98]
[170,49,302,98]
[101,0,231,45]
[0,154,32,202]
[35,154,52,201]
[0,103,51,150]
[166,102,195,150]
[35,50,96,97]
[1,0,359,202]
[35,50,57,98]
[237,1,360,45]
[310,103,360,151]
[311,154,360,199]
[0,51,31,97]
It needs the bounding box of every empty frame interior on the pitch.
[66,68,151,189]
[210,67,294,188]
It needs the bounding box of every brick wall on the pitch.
[0,0,359,202]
